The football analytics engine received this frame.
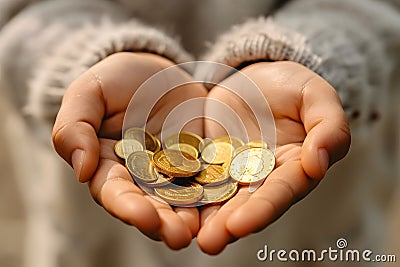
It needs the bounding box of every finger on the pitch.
[89,159,162,237]
[88,139,162,238]
[199,205,220,226]
[156,207,194,249]
[52,71,104,182]
[93,174,193,248]
[226,160,318,238]
[196,188,250,255]
[92,139,195,247]
[300,76,351,179]
[52,53,174,182]
[144,196,194,249]
[174,206,200,238]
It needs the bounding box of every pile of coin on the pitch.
[114,128,275,206]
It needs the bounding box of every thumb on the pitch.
[53,121,100,183]
[300,76,351,180]
[52,73,104,182]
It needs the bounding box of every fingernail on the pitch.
[72,149,85,181]
[318,148,329,177]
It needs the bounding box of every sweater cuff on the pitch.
[203,17,322,72]
[26,19,192,123]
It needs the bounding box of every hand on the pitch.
[52,52,207,249]
[197,61,351,254]
[53,56,350,253]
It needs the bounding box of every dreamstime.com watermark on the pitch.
[257,238,397,263]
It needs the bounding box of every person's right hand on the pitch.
[197,61,351,254]
[52,52,207,249]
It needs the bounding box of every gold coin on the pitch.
[124,127,145,141]
[247,140,268,149]
[114,139,144,159]
[152,149,201,177]
[229,147,275,185]
[168,143,199,159]
[152,136,161,153]
[140,172,174,187]
[201,142,234,164]
[199,180,238,205]
[195,164,230,185]
[124,127,159,152]
[154,181,204,205]
[133,151,172,187]
[234,145,252,156]
[214,136,245,150]
[198,138,213,153]
[114,140,125,159]
[221,160,230,171]
[126,151,158,182]
[164,132,202,151]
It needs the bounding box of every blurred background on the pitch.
[0,97,25,267]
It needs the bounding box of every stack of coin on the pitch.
[114,128,275,206]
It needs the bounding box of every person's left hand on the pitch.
[197,61,351,254]
[52,52,207,249]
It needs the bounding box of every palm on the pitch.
[197,61,350,254]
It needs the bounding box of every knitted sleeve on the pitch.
[204,0,400,121]
[0,0,192,125]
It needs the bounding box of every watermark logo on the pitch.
[257,238,397,263]
[336,238,348,249]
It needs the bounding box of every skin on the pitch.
[198,62,351,254]
[52,52,351,253]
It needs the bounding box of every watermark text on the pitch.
[257,238,396,263]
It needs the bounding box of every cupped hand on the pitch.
[53,55,351,253]
[52,52,207,249]
[197,61,351,254]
